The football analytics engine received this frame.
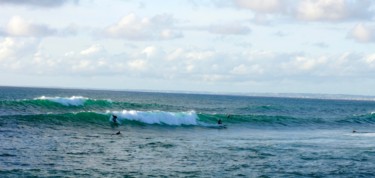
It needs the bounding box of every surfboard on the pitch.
[208,124,227,129]
[218,124,227,129]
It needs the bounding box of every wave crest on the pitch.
[109,110,198,125]
[36,96,89,106]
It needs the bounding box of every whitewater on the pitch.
[1,86,375,177]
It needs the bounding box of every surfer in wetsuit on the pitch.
[111,115,121,135]
[112,115,118,124]
[111,131,121,135]
[218,119,222,125]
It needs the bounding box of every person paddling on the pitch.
[111,131,121,135]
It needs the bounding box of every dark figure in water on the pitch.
[112,115,118,124]
[111,131,121,135]
[218,119,222,125]
[353,130,357,133]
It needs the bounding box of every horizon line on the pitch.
[1,84,375,101]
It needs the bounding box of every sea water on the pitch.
[1,86,375,177]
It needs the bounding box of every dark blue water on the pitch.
[1,86,375,177]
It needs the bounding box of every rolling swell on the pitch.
[0,111,199,128]
[0,97,112,116]
[197,112,375,127]
[0,96,178,116]
[0,112,110,127]
[1,110,374,128]
[1,96,375,128]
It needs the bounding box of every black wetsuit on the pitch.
[112,115,118,123]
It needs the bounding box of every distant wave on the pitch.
[35,96,112,106]
[25,96,173,110]
[35,96,90,106]
[243,93,375,101]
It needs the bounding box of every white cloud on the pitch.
[166,48,184,61]
[70,60,93,72]
[128,59,147,71]
[0,14,373,89]
[348,23,375,43]
[0,16,79,38]
[2,40,375,87]
[0,37,40,72]
[234,0,284,14]
[365,53,375,68]
[0,0,77,7]
[5,16,56,37]
[232,0,375,22]
[0,37,38,62]
[0,38,16,61]
[282,56,327,74]
[103,13,182,41]
[141,46,165,59]
[296,0,373,22]
[80,44,105,56]
[160,29,183,40]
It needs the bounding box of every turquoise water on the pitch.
[1,86,375,177]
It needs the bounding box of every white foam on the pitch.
[352,133,375,137]
[37,96,88,106]
[109,110,198,125]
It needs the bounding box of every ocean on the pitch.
[1,86,375,177]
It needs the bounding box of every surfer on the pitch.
[218,119,222,125]
[112,115,118,124]
[111,131,121,135]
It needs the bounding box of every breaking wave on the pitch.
[1,96,375,128]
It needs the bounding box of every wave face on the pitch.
[1,87,375,128]
[1,110,375,129]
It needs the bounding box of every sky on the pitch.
[0,0,375,96]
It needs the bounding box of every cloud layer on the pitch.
[348,23,375,43]
[0,0,375,94]
[0,16,78,37]
[103,13,182,41]
[0,0,77,7]
[2,37,374,85]
[234,0,375,22]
